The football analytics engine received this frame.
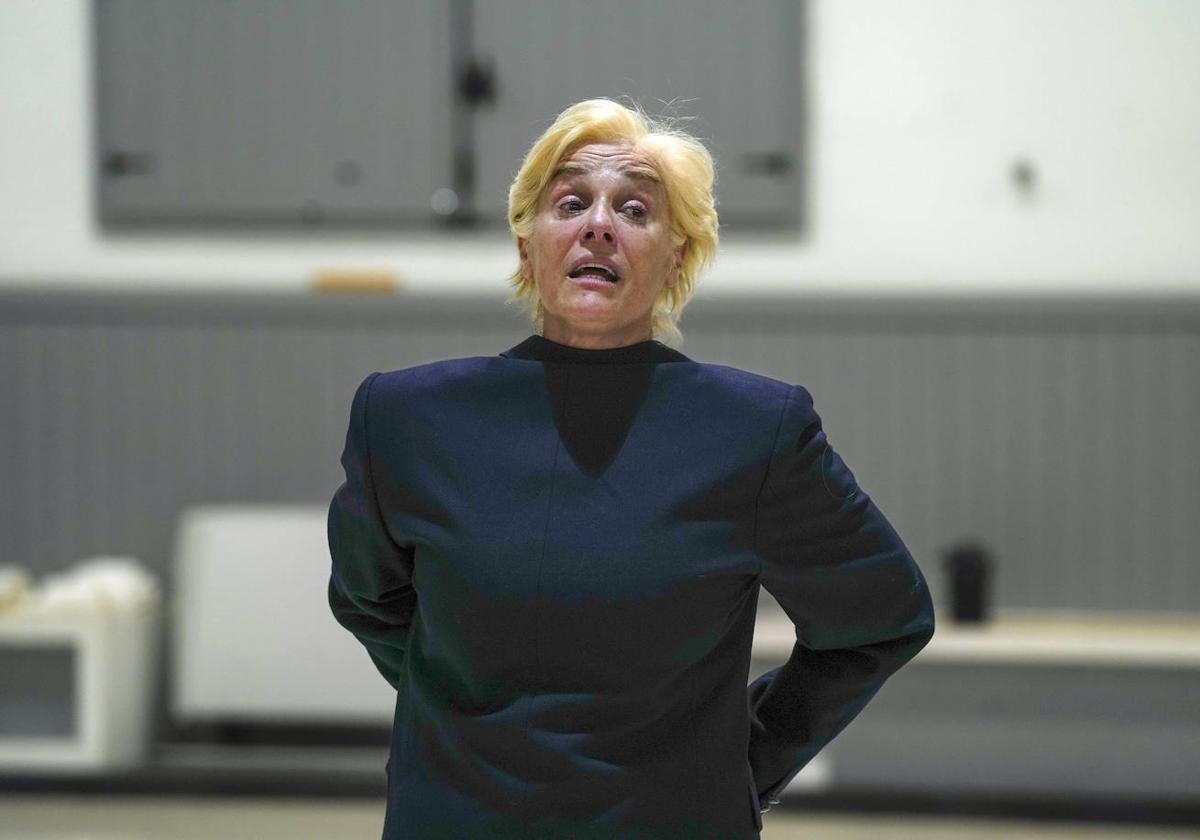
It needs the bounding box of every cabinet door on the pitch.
[471,0,804,230]
[95,0,452,226]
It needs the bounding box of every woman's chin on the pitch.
[561,288,623,314]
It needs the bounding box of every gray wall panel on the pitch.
[2,287,1198,620]
[96,0,452,223]
[823,661,1200,798]
[472,0,804,225]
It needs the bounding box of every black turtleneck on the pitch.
[500,333,691,365]
[499,334,692,474]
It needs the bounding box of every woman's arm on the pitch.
[749,384,935,806]
[327,371,418,692]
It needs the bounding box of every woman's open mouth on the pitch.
[568,262,620,284]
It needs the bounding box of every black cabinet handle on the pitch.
[459,55,498,106]
[102,150,157,178]
[739,150,792,177]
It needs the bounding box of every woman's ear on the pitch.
[517,236,529,276]
[666,241,688,287]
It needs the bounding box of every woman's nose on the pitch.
[581,204,615,244]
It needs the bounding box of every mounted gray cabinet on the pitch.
[472,0,805,229]
[93,0,805,230]
[94,0,454,226]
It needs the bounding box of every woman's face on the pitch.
[518,141,686,348]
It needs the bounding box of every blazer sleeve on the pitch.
[327,371,418,692]
[748,384,935,804]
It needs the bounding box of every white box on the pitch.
[170,504,395,724]
[0,604,161,771]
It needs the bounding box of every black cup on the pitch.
[943,542,991,623]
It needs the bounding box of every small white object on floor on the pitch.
[0,556,162,771]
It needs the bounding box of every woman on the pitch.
[328,98,935,840]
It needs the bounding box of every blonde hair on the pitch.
[505,98,719,347]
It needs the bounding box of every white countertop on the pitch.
[752,608,1200,669]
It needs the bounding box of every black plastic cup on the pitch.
[943,542,991,623]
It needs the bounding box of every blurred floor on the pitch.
[1,796,1198,840]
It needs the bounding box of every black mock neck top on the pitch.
[498,334,692,474]
[501,333,692,365]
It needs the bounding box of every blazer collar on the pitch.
[500,334,691,364]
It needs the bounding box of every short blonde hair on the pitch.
[505,98,719,347]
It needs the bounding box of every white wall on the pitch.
[1,0,1198,297]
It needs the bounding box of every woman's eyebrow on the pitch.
[622,167,662,184]
[551,162,662,184]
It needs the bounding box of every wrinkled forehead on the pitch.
[549,141,664,188]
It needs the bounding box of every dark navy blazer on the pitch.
[327,333,935,839]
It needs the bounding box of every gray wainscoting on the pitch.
[3,287,1196,619]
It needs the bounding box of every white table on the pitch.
[753,607,1200,668]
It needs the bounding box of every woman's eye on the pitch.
[624,203,647,219]
[559,199,583,213]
